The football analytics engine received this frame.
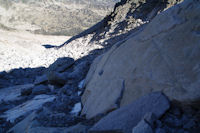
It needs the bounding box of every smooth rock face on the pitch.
[89,92,170,133]
[82,0,200,118]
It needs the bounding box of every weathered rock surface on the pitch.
[82,0,200,118]
[0,84,34,102]
[1,95,55,123]
[89,92,170,133]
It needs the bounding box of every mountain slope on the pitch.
[0,0,119,36]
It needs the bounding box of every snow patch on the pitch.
[78,91,82,96]
[78,79,85,89]
[70,102,82,115]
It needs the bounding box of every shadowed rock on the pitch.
[89,92,170,133]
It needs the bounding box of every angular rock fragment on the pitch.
[32,85,50,95]
[0,84,34,102]
[34,75,48,85]
[1,95,55,123]
[89,92,170,133]
[132,119,153,133]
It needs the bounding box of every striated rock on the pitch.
[89,92,170,133]
[82,0,200,118]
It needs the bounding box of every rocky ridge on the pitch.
[0,0,200,133]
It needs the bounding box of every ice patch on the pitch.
[78,91,82,96]
[70,103,82,115]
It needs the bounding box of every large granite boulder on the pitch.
[82,0,200,119]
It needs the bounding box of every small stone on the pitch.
[169,106,182,117]
[143,112,157,127]
[34,75,48,85]
[47,72,66,86]
[163,114,182,127]
[132,119,153,133]
[156,120,163,128]
[155,128,166,133]
[21,87,32,96]
[183,120,196,129]
[32,85,50,95]
[48,57,74,72]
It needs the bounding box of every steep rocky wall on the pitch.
[81,0,200,119]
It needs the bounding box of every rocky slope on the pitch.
[0,0,118,36]
[82,0,200,132]
[82,0,200,118]
[0,0,200,133]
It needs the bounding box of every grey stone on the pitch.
[48,57,74,72]
[155,128,166,133]
[34,75,48,85]
[32,85,50,95]
[89,130,123,133]
[89,92,170,133]
[132,119,153,133]
[0,84,34,102]
[155,120,163,128]
[68,61,90,81]
[1,95,55,123]
[65,123,89,133]
[47,72,67,86]
[163,114,183,127]
[21,87,33,96]
[143,112,157,127]
[9,112,71,133]
[183,120,196,129]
